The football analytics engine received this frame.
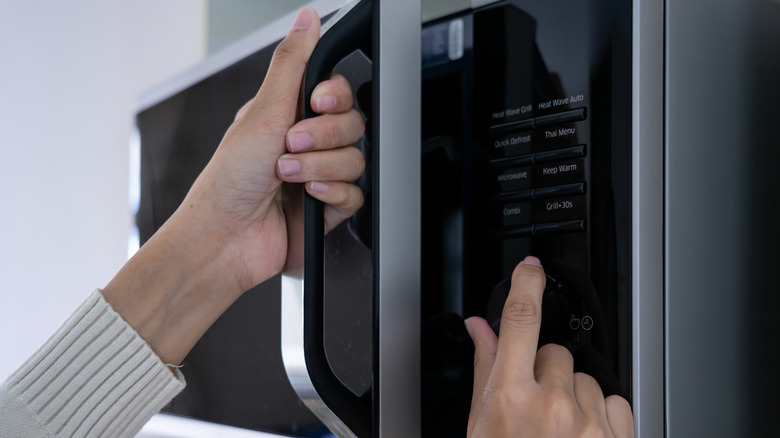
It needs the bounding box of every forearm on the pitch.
[102,206,247,366]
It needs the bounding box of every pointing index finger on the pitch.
[491,256,546,384]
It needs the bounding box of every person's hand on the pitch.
[464,257,634,437]
[179,7,365,293]
[102,8,365,365]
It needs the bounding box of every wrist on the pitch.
[102,205,246,365]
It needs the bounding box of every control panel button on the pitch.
[533,159,585,188]
[495,166,533,192]
[533,182,585,199]
[533,145,586,163]
[492,188,534,203]
[533,196,586,223]
[533,107,586,127]
[490,225,534,239]
[491,131,534,158]
[500,202,532,227]
[491,153,533,168]
[490,220,586,240]
[490,118,534,135]
[533,219,586,235]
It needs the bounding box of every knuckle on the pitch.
[472,350,489,373]
[472,354,481,372]
[578,419,610,438]
[348,147,366,177]
[484,386,523,415]
[303,155,322,177]
[330,73,353,95]
[539,343,573,362]
[605,394,632,413]
[542,387,577,424]
[331,73,350,87]
[273,37,298,62]
[325,118,341,144]
[348,110,366,139]
[574,372,600,390]
[342,185,364,211]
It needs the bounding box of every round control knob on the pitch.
[486,279,511,335]
[486,274,565,337]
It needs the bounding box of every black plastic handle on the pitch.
[302,1,373,437]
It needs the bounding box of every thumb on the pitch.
[465,316,498,435]
[252,7,322,125]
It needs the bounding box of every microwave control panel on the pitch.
[421,0,631,434]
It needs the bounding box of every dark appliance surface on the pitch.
[419,0,632,434]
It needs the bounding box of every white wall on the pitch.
[207,0,311,53]
[0,0,206,381]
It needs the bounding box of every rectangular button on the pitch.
[532,196,586,223]
[490,225,534,239]
[491,154,533,168]
[499,202,532,227]
[490,131,533,157]
[533,145,586,163]
[490,118,534,135]
[532,159,585,188]
[495,166,533,192]
[533,182,585,200]
[533,107,586,127]
[492,188,533,203]
[533,219,586,235]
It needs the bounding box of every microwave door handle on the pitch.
[281,1,373,437]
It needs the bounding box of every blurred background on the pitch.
[0,0,316,384]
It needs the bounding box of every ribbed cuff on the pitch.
[2,289,185,437]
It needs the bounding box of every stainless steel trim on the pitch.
[139,413,287,437]
[632,0,665,436]
[281,266,358,438]
[127,125,141,260]
[135,0,349,113]
[320,0,361,36]
[376,0,421,436]
[470,0,501,9]
[663,1,771,435]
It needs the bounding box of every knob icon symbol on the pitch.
[582,315,594,331]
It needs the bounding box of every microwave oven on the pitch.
[134,0,780,436]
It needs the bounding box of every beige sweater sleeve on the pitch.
[0,289,185,437]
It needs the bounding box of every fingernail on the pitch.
[288,131,312,152]
[520,256,542,268]
[293,8,314,30]
[308,181,329,195]
[463,318,475,341]
[315,95,337,112]
[278,158,302,177]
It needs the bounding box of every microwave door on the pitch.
[281,0,422,437]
